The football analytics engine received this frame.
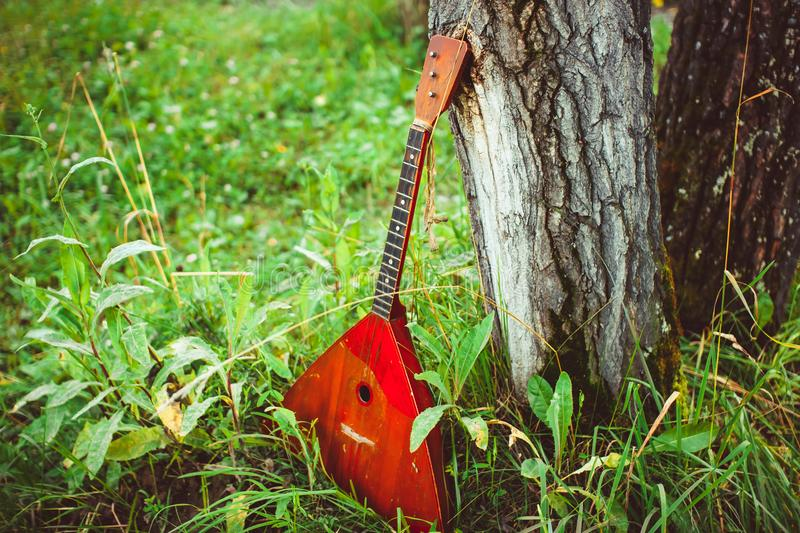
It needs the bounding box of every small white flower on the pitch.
[208,108,218,117]
[226,58,236,71]
[230,139,240,149]
[230,214,245,227]
[130,59,141,69]
[267,111,276,120]
[152,29,164,39]
[201,91,209,100]
[313,94,327,107]
[61,158,71,168]
[47,122,57,133]
[186,253,198,263]
[70,152,80,162]
[137,163,145,172]
[260,151,268,159]
[228,76,239,85]
[125,41,135,51]
[165,125,175,134]
[201,120,218,130]
[163,104,181,114]
[147,122,156,132]
[179,57,189,67]
[224,183,232,193]
[100,184,109,193]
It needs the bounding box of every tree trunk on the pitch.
[656,0,800,332]
[429,1,681,402]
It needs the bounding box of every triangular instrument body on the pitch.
[283,309,448,531]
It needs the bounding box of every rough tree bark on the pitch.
[656,0,800,332]
[429,1,681,402]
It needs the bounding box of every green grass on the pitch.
[1,1,799,531]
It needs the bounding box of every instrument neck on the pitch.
[371,124,430,319]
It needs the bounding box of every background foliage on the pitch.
[1,1,798,531]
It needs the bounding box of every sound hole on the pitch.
[357,383,371,405]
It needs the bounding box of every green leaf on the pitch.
[410,404,452,453]
[154,337,222,388]
[72,388,117,420]
[93,284,153,329]
[100,240,165,280]
[454,313,494,398]
[520,458,547,480]
[12,382,58,412]
[14,234,87,260]
[266,353,292,379]
[650,423,717,454]
[85,411,124,478]
[273,407,298,434]
[526,375,553,424]
[415,370,451,403]
[0,132,48,149]
[226,493,249,533]
[122,322,152,369]
[231,382,243,417]
[461,415,489,451]
[408,323,449,363]
[179,396,217,437]
[60,226,89,306]
[25,328,91,355]
[547,372,573,465]
[55,157,115,199]
[756,290,774,328]
[47,380,98,407]
[106,426,169,461]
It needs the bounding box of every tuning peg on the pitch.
[428,91,436,97]
[429,51,438,58]
[429,71,436,78]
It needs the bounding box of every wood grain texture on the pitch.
[429,0,681,400]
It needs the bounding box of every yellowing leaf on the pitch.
[155,387,183,438]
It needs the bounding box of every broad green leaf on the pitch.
[756,291,774,328]
[85,410,124,477]
[71,422,93,464]
[14,234,87,260]
[122,322,152,368]
[154,337,222,388]
[233,276,253,342]
[526,375,553,424]
[231,382,243,417]
[106,426,169,461]
[100,240,165,280]
[273,407,298,434]
[55,157,115,199]
[60,227,89,305]
[180,396,217,437]
[334,237,351,281]
[408,322,449,363]
[454,313,494,398]
[92,284,153,329]
[461,415,489,451]
[266,353,292,380]
[520,457,547,480]
[72,388,117,420]
[12,382,57,412]
[410,404,452,453]
[25,328,91,355]
[47,380,98,407]
[547,372,573,465]
[650,423,717,454]
[415,370,451,403]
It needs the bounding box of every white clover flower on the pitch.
[186,253,198,263]
[152,29,164,39]
[147,122,156,132]
[208,108,218,117]
[313,94,327,106]
[226,58,236,71]
[201,120,218,130]
[165,125,175,134]
[163,104,181,114]
[125,41,135,51]
[179,57,189,67]
[130,59,141,69]
[47,122,57,132]
[228,76,240,85]
[70,152,80,162]
[224,183,232,192]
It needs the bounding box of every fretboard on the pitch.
[372,125,429,319]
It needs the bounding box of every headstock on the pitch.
[414,35,470,129]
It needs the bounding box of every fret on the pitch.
[372,124,428,318]
[381,261,398,273]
